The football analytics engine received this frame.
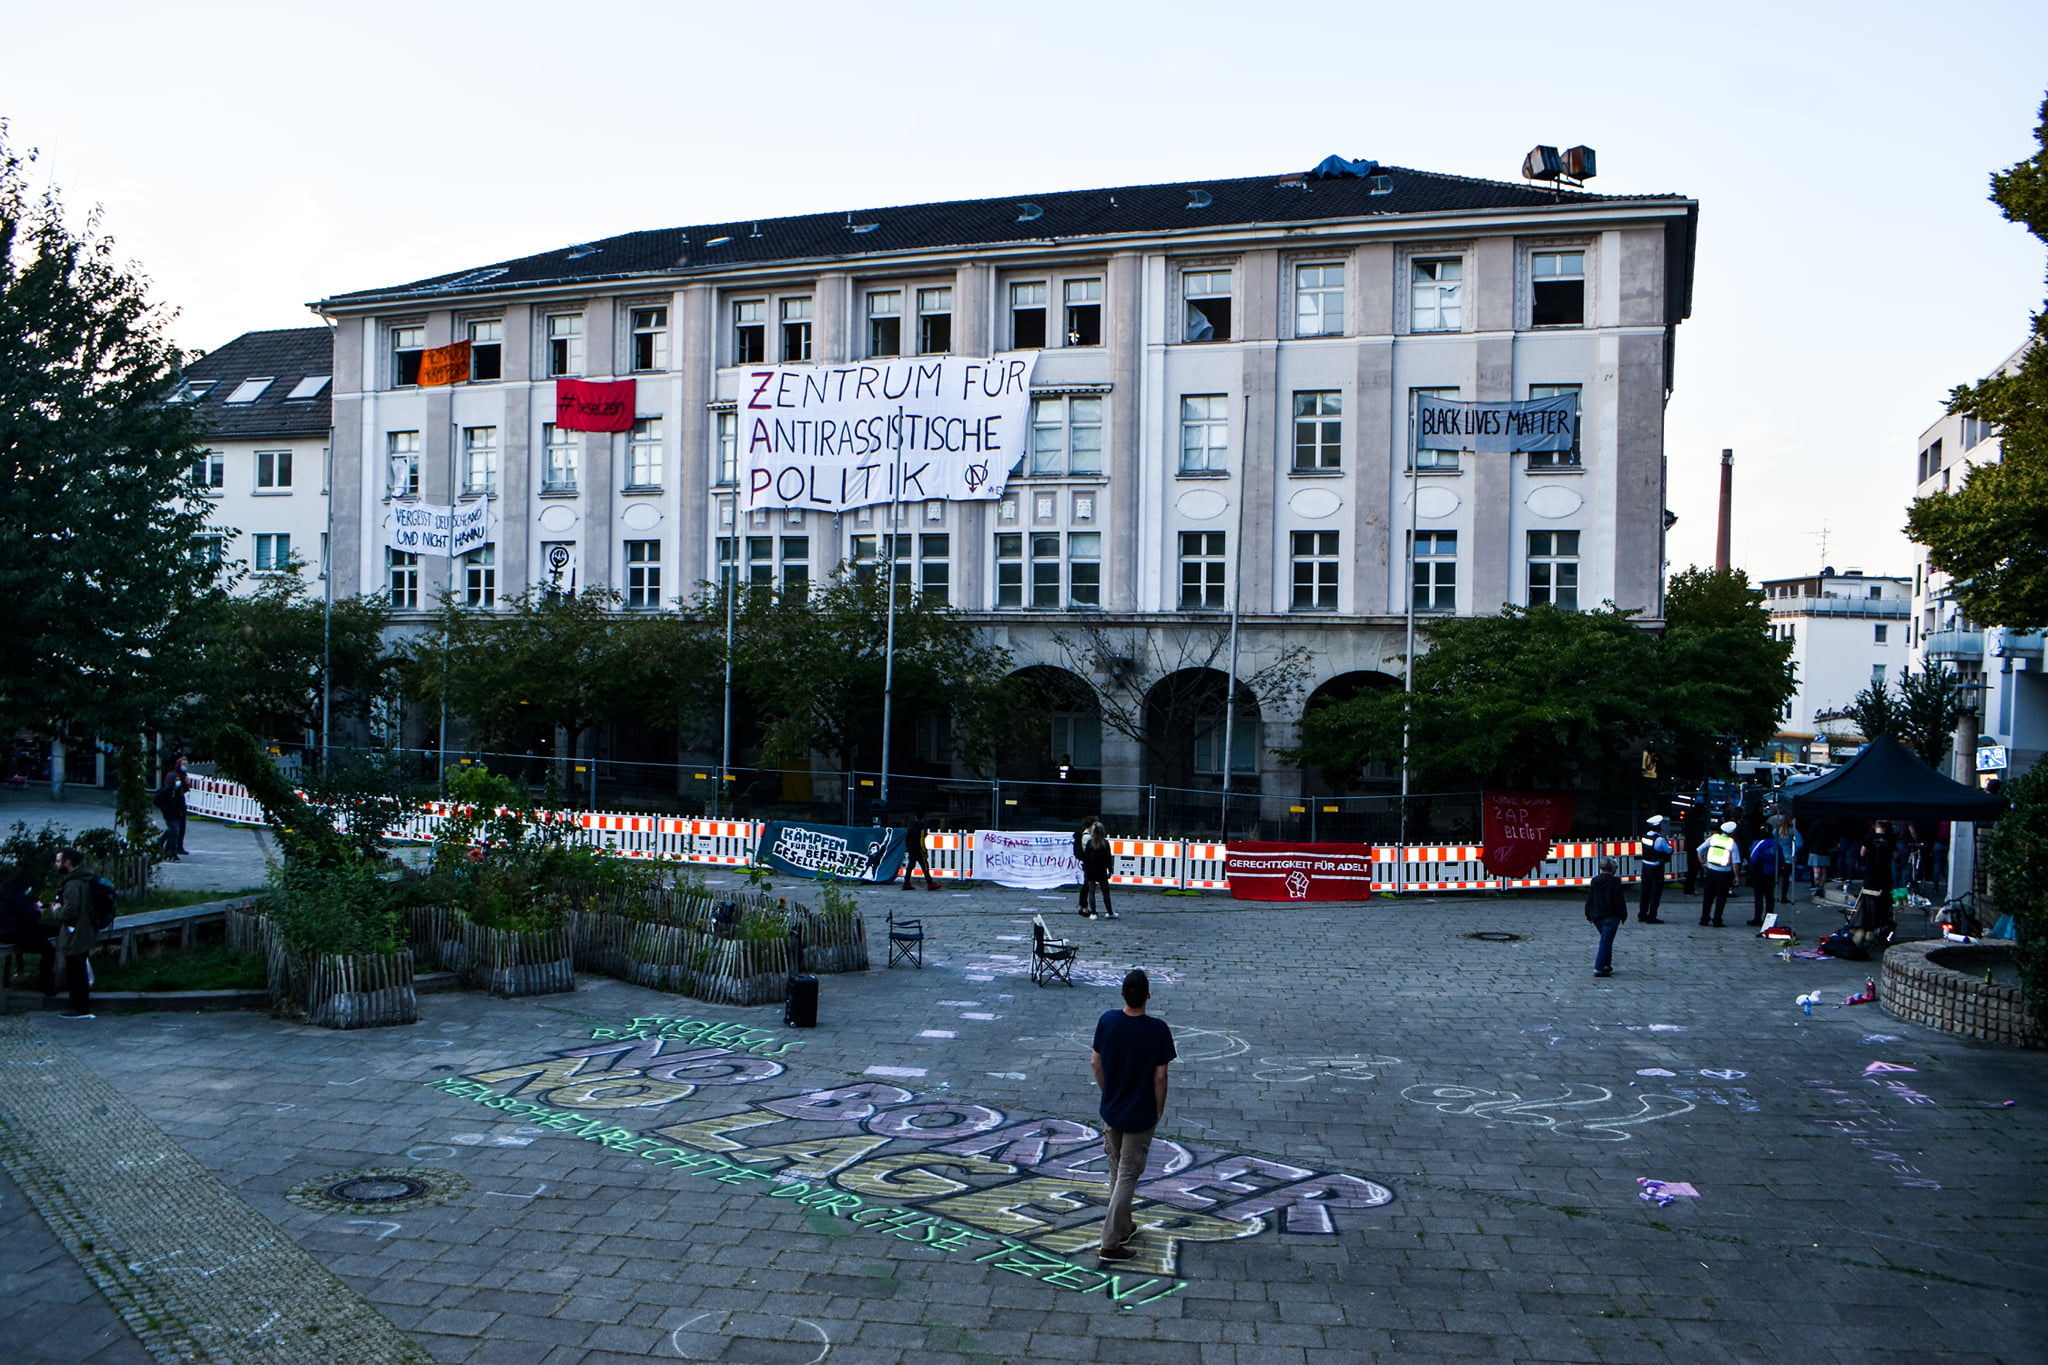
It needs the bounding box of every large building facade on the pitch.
[315,160,1696,811]
[1761,570,1910,759]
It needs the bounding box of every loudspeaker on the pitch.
[785,975,818,1029]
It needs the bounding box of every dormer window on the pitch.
[224,378,274,404]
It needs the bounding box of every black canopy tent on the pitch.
[1780,735,2005,821]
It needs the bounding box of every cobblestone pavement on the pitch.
[1,878,2044,1364]
[1,788,276,895]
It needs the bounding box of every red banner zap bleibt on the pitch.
[1481,790,1575,879]
[1225,842,1379,901]
[555,378,637,432]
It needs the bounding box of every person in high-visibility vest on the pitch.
[1637,815,1671,923]
[1696,821,1740,927]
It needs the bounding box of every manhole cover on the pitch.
[1465,931,1522,942]
[288,1166,467,1214]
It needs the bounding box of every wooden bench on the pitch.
[97,899,247,966]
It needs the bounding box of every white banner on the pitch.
[386,502,492,557]
[974,829,1081,889]
[740,355,1037,512]
[1416,393,1578,453]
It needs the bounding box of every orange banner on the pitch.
[416,339,471,387]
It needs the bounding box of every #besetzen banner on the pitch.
[973,829,1080,889]
[1225,842,1380,901]
[556,378,637,433]
[741,355,1037,512]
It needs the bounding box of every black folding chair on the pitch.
[1031,915,1077,987]
[887,909,924,969]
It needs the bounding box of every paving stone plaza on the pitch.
[0,800,2043,1364]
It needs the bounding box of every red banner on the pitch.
[416,339,471,387]
[1225,842,1380,901]
[1481,791,1575,878]
[555,378,636,432]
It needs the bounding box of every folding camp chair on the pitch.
[887,909,924,969]
[1031,915,1077,987]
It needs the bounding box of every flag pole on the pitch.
[1221,394,1249,839]
[1401,396,1418,848]
[720,496,734,819]
[877,404,904,821]
[440,408,457,791]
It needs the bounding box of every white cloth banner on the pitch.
[974,829,1081,889]
[386,502,492,557]
[740,355,1037,512]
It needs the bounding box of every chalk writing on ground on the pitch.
[1401,1082,1695,1141]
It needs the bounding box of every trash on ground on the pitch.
[1638,1177,1700,1206]
[1863,1061,1917,1075]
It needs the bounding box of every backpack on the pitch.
[90,876,118,931]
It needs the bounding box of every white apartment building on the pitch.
[176,327,333,590]
[313,158,1697,811]
[1762,570,1910,756]
[1910,340,2043,781]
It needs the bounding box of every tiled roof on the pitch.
[177,327,333,440]
[320,163,1693,309]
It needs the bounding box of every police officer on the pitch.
[1637,816,1671,923]
[1697,821,1739,927]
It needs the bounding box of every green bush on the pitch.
[2,821,147,900]
[267,859,403,956]
[810,873,860,922]
[1985,762,2048,1029]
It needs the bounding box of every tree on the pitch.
[1845,678,1904,749]
[1846,664,1967,767]
[191,569,400,752]
[733,571,1013,780]
[1984,758,2048,1029]
[1907,94,2048,629]
[1658,567,1799,777]
[0,127,226,779]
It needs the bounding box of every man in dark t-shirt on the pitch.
[1090,969,1176,1261]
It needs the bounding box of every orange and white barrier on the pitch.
[1401,844,1494,891]
[1110,839,1183,886]
[1181,843,1230,889]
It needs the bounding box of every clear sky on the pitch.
[5,0,2043,584]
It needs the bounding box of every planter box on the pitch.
[459,917,574,997]
[305,950,418,1029]
[407,905,469,976]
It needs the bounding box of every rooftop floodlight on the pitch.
[1564,145,1597,180]
[1522,145,1563,181]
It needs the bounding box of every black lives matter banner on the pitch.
[741,355,1036,512]
[1416,392,1579,453]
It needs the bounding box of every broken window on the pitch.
[1411,259,1462,332]
[1183,270,1232,342]
[631,308,667,372]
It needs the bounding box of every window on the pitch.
[1179,531,1227,609]
[388,550,419,609]
[1410,388,1460,471]
[917,288,952,354]
[716,411,738,485]
[631,308,668,372]
[391,326,424,386]
[1526,384,1582,467]
[1183,270,1232,342]
[1011,282,1047,349]
[867,290,901,357]
[1411,531,1457,612]
[995,533,1024,607]
[286,374,330,400]
[192,449,223,490]
[1030,396,1103,476]
[746,535,774,594]
[387,430,421,497]
[224,377,274,404]
[1962,418,1993,450]
[546,314,583,377]
[1180,395,1229,474]
[1193,717,1257,775]
[1872,663,1888,687]
[254,533,292,573]
[1875,624,1889,644]
[1064,278,1102,346]
[850,532,910,589]
[1051,711,1102,767]
[465,545,496,607]
[627,418,663,489]
[193,536,223,566]
[1531,250,1585,327]
[1292,392,1341,471]
[617,540,658,607]
[1411,259,1463,332]
[469,320,503,381]
[782,536,810,598]
[542,423,577,492]
[255,449,293,490]
[1868,584,1883,599]
[1295,263,1344,337]
[539,541,576,595]
[1068,532,1101,608]
[1030,533,1061,609]
[1527,530,1580,609]
[1291,531,1339,610]
[734,300,766,363]
[920,533,950,605]
[462,426,498,495]
[715,535,736,590]
[780,297,812,362]
[916,710,953,764]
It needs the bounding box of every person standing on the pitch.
[154,756,189,860]
[1075,819,1117,920]
[1637,816,1670,923]
[53,847,97,1019]
[1806,818,1834,901]
[1697,821,1739,927]
[900,812,935,890]
[1090,969,1175,1263]
[1586,858,1627,977]
[0,867,57,996]
[1774,814,1800,905]
[1746,829,1777,926]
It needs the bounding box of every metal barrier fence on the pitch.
[189,776,1661,896]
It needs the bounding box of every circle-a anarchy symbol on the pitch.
[546,545,573,571]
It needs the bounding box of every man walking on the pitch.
[1637,816,1670,923]
[1090,969,1175,1263]
[1697,821,1739,927]
[154,756,189,861]
[900,812,935,890]
[1586,858,1627,977]
[53,847,97,1019]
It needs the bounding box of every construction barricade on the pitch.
[1182,843,1230,889]
[923,832,972,879]
[1400,845,1495,891]
[1496,841,1605,889]
[687,820,758,865]
[1109,840,1183,886]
